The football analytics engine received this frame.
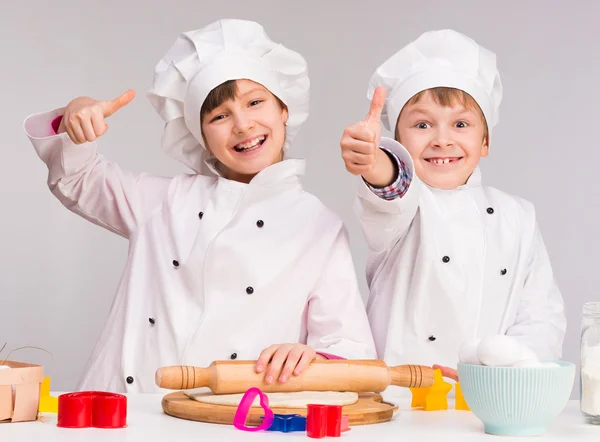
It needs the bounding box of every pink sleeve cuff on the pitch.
[316,352,345,360]
[51,115,63,135]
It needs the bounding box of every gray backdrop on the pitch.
[1,1,597,398]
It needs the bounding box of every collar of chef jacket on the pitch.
[208,157,307,195]
[423,166,482,193]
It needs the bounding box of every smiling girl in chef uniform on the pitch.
[23,19,376,393]
[340,29,566,383]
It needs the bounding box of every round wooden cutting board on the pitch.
[162,392,398,426]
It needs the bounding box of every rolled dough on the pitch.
[185,390,359,408]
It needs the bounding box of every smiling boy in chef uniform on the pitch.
[340,29,566,382]
[23,19,376,393]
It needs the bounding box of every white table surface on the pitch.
[0,394,598,441]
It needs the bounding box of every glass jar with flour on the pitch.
[581,302,600,424]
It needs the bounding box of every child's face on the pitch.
[201,79,288,183]
[395,90,489,190]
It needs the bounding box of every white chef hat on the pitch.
[368,29,502,138]
[147,19,310,175]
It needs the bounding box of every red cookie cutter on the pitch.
[307,404,345,438]
[57,391,127,428]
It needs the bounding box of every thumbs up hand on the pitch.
[58,90,136,144]
[340,87,395,187]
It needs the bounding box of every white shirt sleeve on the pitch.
[305,224,377,360]
[24,108,172,238]
[354,137,421,254]
[505,225,567,360]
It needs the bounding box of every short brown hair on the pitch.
[200,80,287,122]
[396,87,489,140]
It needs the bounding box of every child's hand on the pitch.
[432,364,459,382]
[58,90,136,144]
[254,344,324,384]
[340,87,395,186]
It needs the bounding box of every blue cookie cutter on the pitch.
[261,413,307,432]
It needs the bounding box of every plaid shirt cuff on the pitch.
[366,148,412,200]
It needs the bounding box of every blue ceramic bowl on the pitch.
[457,361,575,436]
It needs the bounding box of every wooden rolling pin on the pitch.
[156,359,434,393]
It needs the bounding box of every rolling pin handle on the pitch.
[389,364,435,389]
[156,366,211,390]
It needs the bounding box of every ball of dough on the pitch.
[519,345,538,362]
[459,338,482,365]
[477,335,524,367]
[542,362,560,368]
[513,359,546,368]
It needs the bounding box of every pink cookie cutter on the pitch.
[233,387,274,432]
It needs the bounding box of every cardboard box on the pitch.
[0,360,44,423]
